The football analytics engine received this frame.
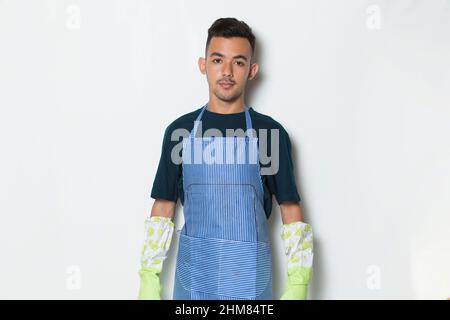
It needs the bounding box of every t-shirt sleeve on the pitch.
[150,125,181,202]
[265,126,301,204]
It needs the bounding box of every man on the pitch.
[138,17,314,300]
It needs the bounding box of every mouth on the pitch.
[219,82,235,89]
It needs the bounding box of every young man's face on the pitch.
[199,36,258,103]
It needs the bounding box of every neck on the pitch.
[207,97,246,114]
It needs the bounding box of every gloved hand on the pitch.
[138,267,161,300]
[280,221,313,300]
[138,215,174,300]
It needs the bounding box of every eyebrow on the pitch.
[209,52,248,61]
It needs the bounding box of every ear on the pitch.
[198,57,206,75]
[248,62,259,81]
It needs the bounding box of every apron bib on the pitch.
[173,103,272,300]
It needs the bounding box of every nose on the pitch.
[222,60,233,77]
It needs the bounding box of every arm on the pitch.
[151,199,176,219]
[279,201,314,300]
[139,119,182,299]
[280,201,304,224]
[138,199,177,300]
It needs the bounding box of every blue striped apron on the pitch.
[172,103,272,300]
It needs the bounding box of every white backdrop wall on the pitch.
[0,0,449,299]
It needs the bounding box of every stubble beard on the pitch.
[212,84,243,103]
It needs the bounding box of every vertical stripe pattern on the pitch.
[173,103,272,300]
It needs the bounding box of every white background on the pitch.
[0,0,449,299]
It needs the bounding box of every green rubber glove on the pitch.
[138,267,161,300]
[281,283,308,300]
[137,216,174,300]
[280,221,314,300]
[280,266,312,300]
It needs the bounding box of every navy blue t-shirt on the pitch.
[150,106,301,219]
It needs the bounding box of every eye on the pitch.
[236,61,245,66]
[212,58,222,63]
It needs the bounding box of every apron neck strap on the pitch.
[191,103,254,138]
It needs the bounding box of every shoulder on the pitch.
[249,107,289,136]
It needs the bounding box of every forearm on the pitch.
[151,199,176,219]
[138,199,176,300]
[279,201,314,300]
[280,201,304,224]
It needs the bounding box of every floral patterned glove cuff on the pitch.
[140,216,175,273]
[281,221,314,285]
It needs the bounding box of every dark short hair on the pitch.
[206,17,256,58]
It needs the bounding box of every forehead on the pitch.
[207,36,251,58]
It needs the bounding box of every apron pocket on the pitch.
[175,231,272,299]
